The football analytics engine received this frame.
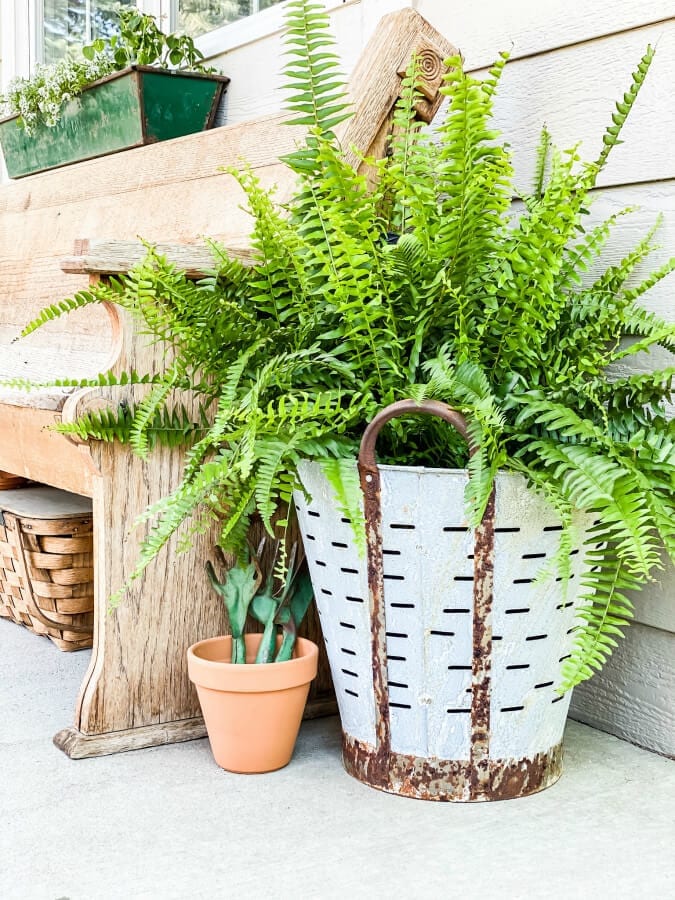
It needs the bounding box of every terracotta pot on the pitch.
[187,633,319,773]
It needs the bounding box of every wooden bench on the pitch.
[0,10,455,758]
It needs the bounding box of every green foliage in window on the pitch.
[0,7,211,131]
[16,0,675,690]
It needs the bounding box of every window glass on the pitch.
[43,0,134,65]
[178,1,285,38]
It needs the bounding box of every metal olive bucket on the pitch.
[295,401,592,801]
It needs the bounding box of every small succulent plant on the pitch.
[206,541,314,664]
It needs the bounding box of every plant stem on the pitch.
[232,635,247,664]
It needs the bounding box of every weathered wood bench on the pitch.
[0,10,455,758]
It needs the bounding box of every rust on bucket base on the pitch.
[342,733,564,802]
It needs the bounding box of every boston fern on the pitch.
[17,0,674,691]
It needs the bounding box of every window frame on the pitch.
[0,0,359,90]
[189,1,354,60]
[37,0,141,67]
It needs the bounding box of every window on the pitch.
[176,1,285,38]
[42,0,134,65]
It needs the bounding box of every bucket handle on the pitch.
[358,399,471,474]
[355,399,495,792]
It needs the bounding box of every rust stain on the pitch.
[357,400,472,774]
[470,487,496,799]
[343,734,564,802]
[352,401,559,803]
[489,743,565,801]
[359,454,391,774]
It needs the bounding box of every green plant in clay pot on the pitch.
[206,540,314,665]
[10,0,675,795]
[188,540,318,773]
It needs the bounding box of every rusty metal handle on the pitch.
[356,400,476,766]
[358,399,471,475]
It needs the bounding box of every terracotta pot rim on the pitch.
[187,634,319,693]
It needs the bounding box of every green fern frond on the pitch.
[319,457,366,554]
[282,0,350,142]
[532,124,552,200]
[20,286,114,336]
[0,370,161,392]
[594,45,655,175]
[53,402,207,448]
[559,551,639,691]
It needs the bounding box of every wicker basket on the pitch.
[0,487,94,651]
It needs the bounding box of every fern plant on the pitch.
[15,0,674,691]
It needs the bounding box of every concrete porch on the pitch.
[1,616,673,900]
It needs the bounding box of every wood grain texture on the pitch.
[54,717,209,758]
[0,405,98,494]
[61,239,255,277]
[75,439,225,733]
[54,698,339,758]
[569,622,675,757]
[336,8,456,169]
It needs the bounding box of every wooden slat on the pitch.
[40,535,92,554]
[336,8,456,168]
[0,115,300,216]
[0,405,98,496]
[61,239,256,277]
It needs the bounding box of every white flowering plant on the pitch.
[0,8,211,133]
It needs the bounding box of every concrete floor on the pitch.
[1,618,674,900]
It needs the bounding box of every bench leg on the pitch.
[52,442,336,758]
[53,441,225,758]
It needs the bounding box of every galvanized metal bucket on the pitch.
[295,400,592,801]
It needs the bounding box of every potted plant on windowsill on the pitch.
[0,8,229,179]
[188,541,318,773]
[11,0,674,798]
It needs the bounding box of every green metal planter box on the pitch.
[0,65,230,179]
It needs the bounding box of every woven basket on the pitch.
[0,487,94,651]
